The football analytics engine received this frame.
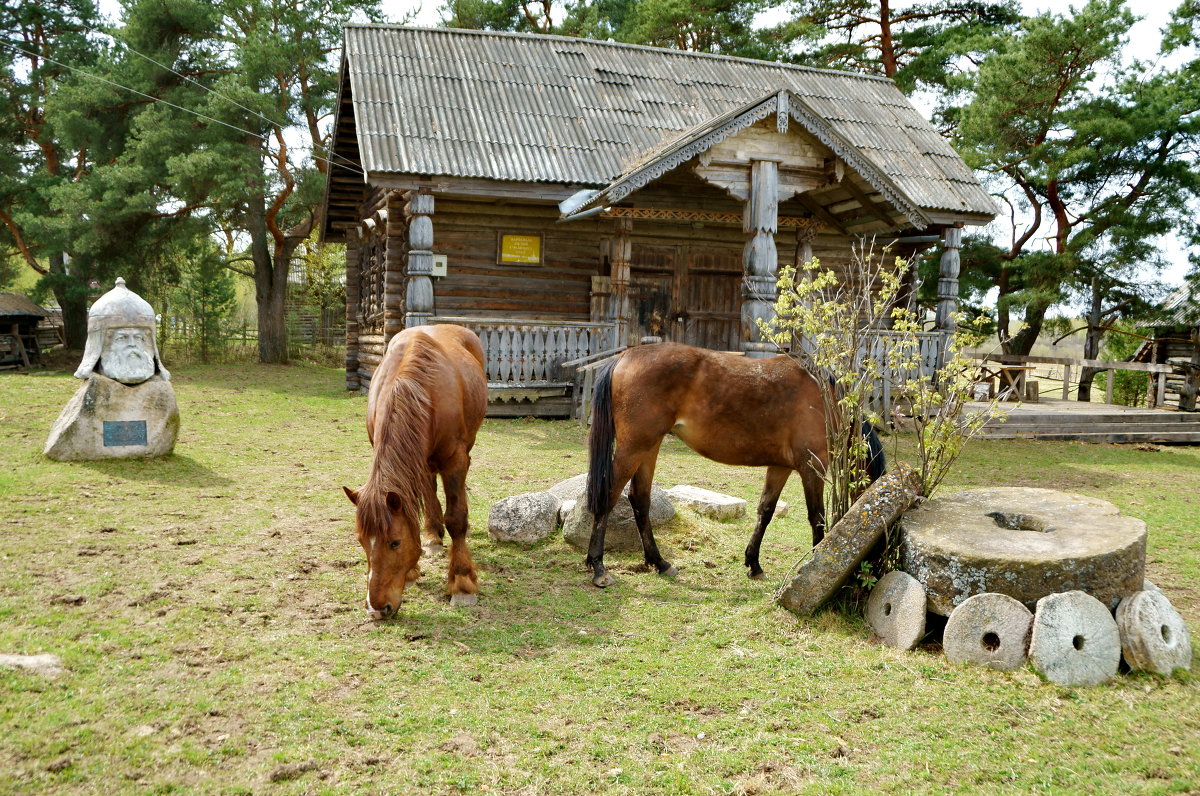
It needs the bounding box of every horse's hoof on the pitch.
[592,573,616,588]
[659,564,678,578]
[748,570,766,581]
[449,592,478,607]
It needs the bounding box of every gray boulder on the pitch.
[561,482,675,552]
[665,485,747,521]
[547,474,589,501]
[487,492,561,544]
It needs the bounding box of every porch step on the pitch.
[979,429,1200,444]
[978,411,1200,443]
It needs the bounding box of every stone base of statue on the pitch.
[44,374,179,461]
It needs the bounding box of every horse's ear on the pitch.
[342,486,359,505]
[385,491,403,513]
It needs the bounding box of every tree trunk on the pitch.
[49,252,88,349]
[1004,298,1051,357]
[1077,277,1103,402]
[247,192,289,364]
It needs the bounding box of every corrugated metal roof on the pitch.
[0,293,49,318]
[340,25,996,218]
[1157,282,1200,327]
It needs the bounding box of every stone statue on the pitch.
[45,278,179,461]
[73,277,170,383]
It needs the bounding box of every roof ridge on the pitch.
[343,24,898,85]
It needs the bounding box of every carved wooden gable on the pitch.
[693,118,840,202]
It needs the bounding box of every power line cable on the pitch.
[0,39,365,177]
[113,39,366,174]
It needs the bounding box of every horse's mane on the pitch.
[358,335,440,538]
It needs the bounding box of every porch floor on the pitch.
[970,396,1200,444]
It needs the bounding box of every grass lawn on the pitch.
[1,362,1197,795]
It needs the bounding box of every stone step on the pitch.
[987,422,1200,435]
[977,429,1200,444]
[988,412,1200,425]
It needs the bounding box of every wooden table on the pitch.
[977,364,1037,401]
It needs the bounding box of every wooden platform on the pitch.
[972,397,1200,444]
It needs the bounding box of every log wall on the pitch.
[343,173,938,401]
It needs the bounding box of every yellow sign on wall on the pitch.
[499,234,542,264]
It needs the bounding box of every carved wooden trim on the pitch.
[599,206,822,231]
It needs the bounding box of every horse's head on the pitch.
[343,486,421,620]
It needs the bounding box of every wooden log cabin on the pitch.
[321,26,997,416]
[1134,283,1200,410]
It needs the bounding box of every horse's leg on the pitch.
[629,445,675,577]
[800,464,827,547]
[586,449,645,589]
[441,450,479,606]
[421,472,446,558]
[744,465,792,579]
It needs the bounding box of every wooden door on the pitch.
[682,249,741,351]
[630,244,677,342]
[629,243,741,349]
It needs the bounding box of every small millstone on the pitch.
[1029,591,1121,687]
[943,593,1032,671]
[1116,590,1193,675]
[865,571,927,650]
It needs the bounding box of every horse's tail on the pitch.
[862,420,886,483]
[586,357,618,517]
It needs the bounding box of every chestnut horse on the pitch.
[584,342,884,588]
[343,324,487,618]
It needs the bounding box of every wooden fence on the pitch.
[431,315,618,389]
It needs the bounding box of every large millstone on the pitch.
[899,488,1145,616]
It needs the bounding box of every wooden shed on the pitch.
[0,293,54,370]
[322,26,997,415]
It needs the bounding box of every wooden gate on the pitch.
[630,243,741,350]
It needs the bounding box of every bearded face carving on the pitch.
[74,278,170,384]
[101,327,157,384]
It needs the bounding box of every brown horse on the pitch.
[584,342,884,588]
[343,324,487,618]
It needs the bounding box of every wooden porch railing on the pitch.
[970,352,1177,406]
[431,316,618,387]
[862,331,943,414]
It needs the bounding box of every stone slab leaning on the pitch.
[776,464,922,618]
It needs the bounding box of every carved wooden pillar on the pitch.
[742,160,779,358]
[344,228,361,391]
[590,276,612,324]
[795,221,818,267]
[935,226,962,332]
[403,189,434,330]
[610,218,633,345]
